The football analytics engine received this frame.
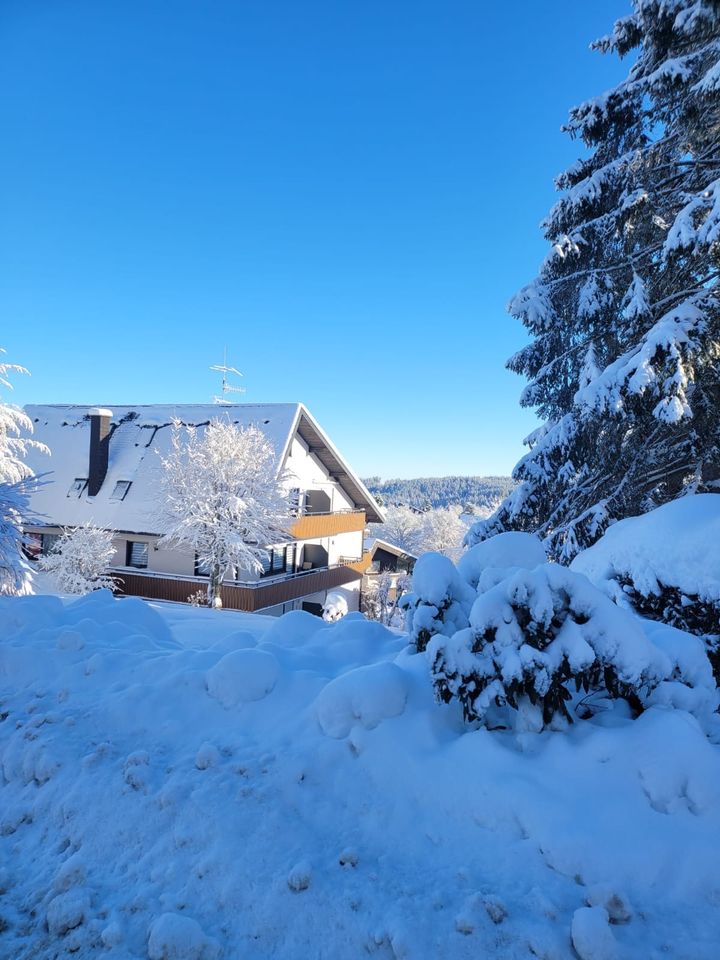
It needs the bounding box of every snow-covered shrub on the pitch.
[38,523,118,595]
[457,530,546,589]
[187,588,209,607]
[428,565,668,727]
[322,591,348,622]
[571,496,720,681]
[403,552,475,652]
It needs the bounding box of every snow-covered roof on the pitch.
[23,403,383,533]
[363,538,417,562]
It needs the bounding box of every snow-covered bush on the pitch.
[402,553,475,652]
[571,496,720,680]
[39,523,118,595]
[428,565,668,728]
[322,591,348,622]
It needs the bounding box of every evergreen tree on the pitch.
[470,1,720,561]
[0,350,47,595]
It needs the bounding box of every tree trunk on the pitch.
[207,562,223,609]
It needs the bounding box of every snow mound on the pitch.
[148,913,219,960]
[1,589,719,958]
[457,531,546,588]
[571,494,720,604]
[205,649,280,707]
[571,906,617,960]
[314,662,408,738]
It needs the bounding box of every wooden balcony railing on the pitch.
[112,561,364,613]
[290,509,366,540]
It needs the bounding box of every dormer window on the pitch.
[110,480,132,501]
[68,478,88,497]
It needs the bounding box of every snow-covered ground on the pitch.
[1,578,719,959]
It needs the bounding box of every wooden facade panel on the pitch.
[290,510,366,540]
[113,564,363,613]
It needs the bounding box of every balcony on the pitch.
[111,561,364,613]
[290,508,366,540]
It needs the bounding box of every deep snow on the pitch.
[1,588,719,959]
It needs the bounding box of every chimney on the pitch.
[88,407,113,496]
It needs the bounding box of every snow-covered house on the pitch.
[363,537,417,600]
[22,404,383,615]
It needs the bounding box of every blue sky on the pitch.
[1,0,628,478]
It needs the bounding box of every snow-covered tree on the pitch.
[159,419,290,607]
[419,505,467,561]
[361,571,411,626]
[39,523,118,595]
[374,504,424,555]
[369,504,468,561]
[0,350,48,595]
[470,1,720,561]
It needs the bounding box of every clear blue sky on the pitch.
[1,0,628,478]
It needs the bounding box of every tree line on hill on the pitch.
[363,475,515,513]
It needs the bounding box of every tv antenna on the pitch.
[210,348,246,404]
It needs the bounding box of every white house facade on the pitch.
[23,403,383,615]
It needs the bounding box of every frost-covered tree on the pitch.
[419,506,467,561]
[470,1,720,561]
[0,350,48,595]
[39,523,118,595]
[362,571,411,626]
[159,419,290,608]
[373,504,424,555]
[368,504,468,560]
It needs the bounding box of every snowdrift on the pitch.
[1,587,719,958]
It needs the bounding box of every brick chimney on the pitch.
[87,407,113,496]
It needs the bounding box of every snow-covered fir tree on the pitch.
[0,350,47,595]
[159,419,290,607]
[39,523,118,595]
[469,1,720,561]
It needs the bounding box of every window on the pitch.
[126,541,148,569]
[289,488,301,517]
[261,545,293,578]
[68,478,87,498]
[110,480,132,501]
[194,554,212,577]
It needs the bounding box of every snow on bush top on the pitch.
[457,531,546,589]
[571,495,720,603]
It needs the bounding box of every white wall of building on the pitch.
[282,435,354,511]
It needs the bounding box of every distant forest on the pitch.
[363,476,515,512]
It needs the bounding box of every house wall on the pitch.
[282,435,354,511]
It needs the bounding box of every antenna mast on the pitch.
[210,347,245,404]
